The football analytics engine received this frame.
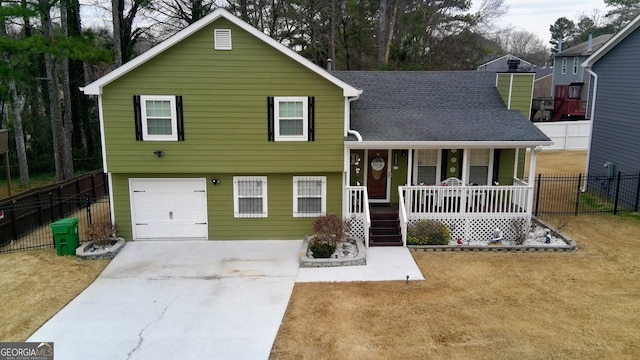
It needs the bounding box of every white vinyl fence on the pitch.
[535,120,591,150]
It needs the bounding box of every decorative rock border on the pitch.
[408,218,577,253]
[299,236,366,267]
[76,238,126,260]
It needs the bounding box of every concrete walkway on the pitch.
[28,240,423,359]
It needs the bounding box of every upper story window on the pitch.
[275,97,308,141]
[233,176,268,218]
[561,57,567,74]
[133,95,184,141]
[293,176,326,217]
[267,96,315,142]
[572,57,579,74]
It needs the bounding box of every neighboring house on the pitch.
[550,34,612,121]
[477,54,533,72]
[582,14,640,180]
[83,9,551,245]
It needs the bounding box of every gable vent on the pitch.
[214,29,232,50]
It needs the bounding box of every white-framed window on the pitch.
[572,57,579,74]
[140,95,178,141]
[293,176,326,217]
[274,97,308,141]
[233,176,268,218]
[415,149,440,185]
[561,57,567,74]
[468,149,491,185]
[214,29,232,50]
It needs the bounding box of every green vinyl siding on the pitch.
[496,149,515,185]
[495,73,534,117]
[101,18,345,175]
[112,172,343,240]
[389,150,408,203]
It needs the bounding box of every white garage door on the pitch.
[130,178,208,240]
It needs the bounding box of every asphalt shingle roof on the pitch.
[332,71,551,143]
[556,34,613,57]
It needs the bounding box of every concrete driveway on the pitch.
[28,240,301,360]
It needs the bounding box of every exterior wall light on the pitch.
[153,150,164,158]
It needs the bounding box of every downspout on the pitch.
[583,67,598,191]
[346,94,362,141]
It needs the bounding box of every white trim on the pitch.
[572,57,579,74]
[477,54,533,70]
[293,176,326,217]
[98,94,107,171]
[561,57,568,74]
[214,29,232,50]
[107,172,115,225]
[140,95,178,141]
[274,96,308,141]
[82,9,360,97]
[583,67,599,186]
[508,74,514,109]
[233,176,268,218]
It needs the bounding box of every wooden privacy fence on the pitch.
[0,170,109,253]
[533,172,640,216]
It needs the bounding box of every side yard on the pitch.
[0,251,109,341]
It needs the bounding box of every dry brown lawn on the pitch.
[2,151,638,358]
[271,150,640,360]
[0,251,109,341]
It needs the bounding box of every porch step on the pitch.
[369,206,403,247]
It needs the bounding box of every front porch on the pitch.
[345,181,534,247]
[344,146,539,247]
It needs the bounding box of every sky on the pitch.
[492,0,610,43]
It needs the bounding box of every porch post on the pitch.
[406,149,413,185]
[513,148,520,179]
[527,147,539,216]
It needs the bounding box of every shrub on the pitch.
[312,214,351,245]
[86,221,118,247]
[407,220,451,245]
[308,240,337,258]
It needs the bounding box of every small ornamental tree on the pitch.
[309,214,352,258]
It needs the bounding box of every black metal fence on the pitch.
[0,170,110,254]
[0,195,111,253]
[533,172,640,216]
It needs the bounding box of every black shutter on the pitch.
[176,95,184,141]
[133,95,142,141]
[308,96,315,141]
[267,96,274,141]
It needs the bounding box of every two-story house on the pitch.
[83,9,551,245]
[550,34,612,121]
[582,13,640,189]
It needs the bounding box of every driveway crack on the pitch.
[126,296,178,360]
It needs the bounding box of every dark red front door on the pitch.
[367,150,388,200]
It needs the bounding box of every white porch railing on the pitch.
[344,186,370,247]
[401,185,532,215]
[399,184,533,242]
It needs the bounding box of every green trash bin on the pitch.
[50,218,79,256]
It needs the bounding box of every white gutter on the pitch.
[345,140,552,149]
[345,94,362,141]
[583,67,599,190]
